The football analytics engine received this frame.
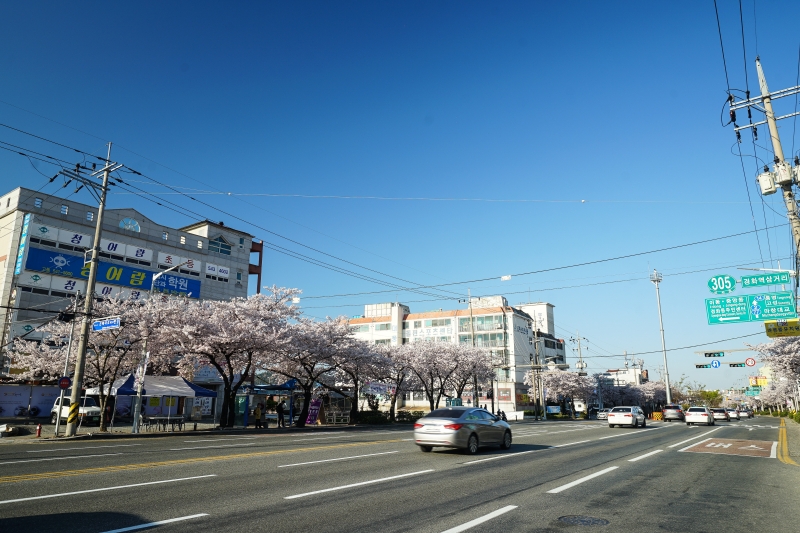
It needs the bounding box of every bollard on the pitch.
[193,422,197,431]
[36,424,42,438]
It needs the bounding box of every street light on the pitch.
[650,269,672,404]
[131,261,188,433]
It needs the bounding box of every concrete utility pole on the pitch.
[65,144,114,437]
[650,270,672,404]
[54,292,80,436]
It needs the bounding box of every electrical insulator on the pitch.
[730,110,737,122]
[736,131,741,142]
[753,126,758,140]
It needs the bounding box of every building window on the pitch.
[162,231,168,241]
[402,322,410,329]
[5,198,9,208]
[86,211,94,221]
[545,340,556,349]
[34,198,42,208]
[375,323,391,331]
[236,272,242,281]
[197,240,203,249]
[180,236,186,245]
[413,321,422,328]
[208,236,232,256]
[60,205,68,215]
[424,318,450,327]
[239,237,244,248]
[354,325,369,332]
[375,339,391,345]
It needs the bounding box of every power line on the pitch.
[714,0,732,93]
[580,331,763,359]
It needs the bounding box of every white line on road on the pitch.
[284,470,434,499]
[546,467,619,494]
[0,453,122,465]
[290,435,350,442]
[278,451,399,468]
[668,427,722,449]
[677,438,713,452]
[553,440,591,448]
[771,441,777,459]
[597,428,662,440]
[0,475,217,505]
[628,449,663,462]
[440,505,518,533]
[463,448,553,465]
[26,444,142,453]
[99,514,209,533]
[183,437,257,443]
[169,443,256,451]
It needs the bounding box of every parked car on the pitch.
[608,406,646,428]
[50,396,101,425]
[662,404,685,422]
[711,408,730,422]
[413,407,512,454]
[726,408,740,421]
[685,406,714,426]
[597,408,611,420]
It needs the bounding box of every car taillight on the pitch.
[623,414,632,417]
[444,423,463,430]
[414,423,424,429]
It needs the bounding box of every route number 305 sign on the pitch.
[708,274,736,295]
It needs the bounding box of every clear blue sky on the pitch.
[2,1,800,390]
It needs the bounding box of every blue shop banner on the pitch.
[14,213,31,275]
[25,247,200,298]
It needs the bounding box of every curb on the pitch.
[778,418,799,466]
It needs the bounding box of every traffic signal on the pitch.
[695,364,711,369]
[704,352,724,357]
[729,363,745,368]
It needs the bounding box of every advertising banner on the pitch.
[14,213,31,275]
[306,398,322,425]
[546,405,561,414]
[0,385,58,417]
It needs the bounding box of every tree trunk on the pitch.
[98,386,109,432]
[219,384,235,428]
[295,386,312,428]
[389,393,398,422]
[349,388,359,424]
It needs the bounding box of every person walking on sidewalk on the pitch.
[276,399,286,428]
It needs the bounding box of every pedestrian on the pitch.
[260,402,267,428]
[253,403,262,429]
[276,399,286,428]
[501,411,507,421]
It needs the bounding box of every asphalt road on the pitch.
[0,417,796,532]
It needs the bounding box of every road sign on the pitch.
[745,357,756,367]
[708,274,736,294]
[705,291,796,325]
[741,272,791,288]
[764,318,800,338]
[92,316,121,332]
[711,360,721,369]
[58,376,71,390]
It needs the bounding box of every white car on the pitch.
[51,397,102,425]
[608,406,646,428]
[725,408,740,421]
[685,406,714,426]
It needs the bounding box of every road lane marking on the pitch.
[440,505,518,533]
[284,469,434,499]
[99,513,209,533]
[0,453,122,465]
[677,438,713,452]
[0,475,217,505]
[26,444,142,453]
[777,419,798,466]
[290,435,350,442]
[597,428,662,440]
[771,441,778,459]
[463,448,553,465]
[668,427,722,448]
[553,440,591,448]
[183,437,257,443]
[546,467,619,494]
[169,441,258,451]
[0,439,404,484]
[628,450,663,462]
[278,451,398,467]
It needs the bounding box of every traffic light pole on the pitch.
[65,144,113,437]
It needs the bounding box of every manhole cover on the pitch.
[557,516,609,526]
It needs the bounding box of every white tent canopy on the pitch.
[85,375,216,397]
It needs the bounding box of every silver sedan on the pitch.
[414,407,512,454]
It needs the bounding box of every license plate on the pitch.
[424,427,440,432]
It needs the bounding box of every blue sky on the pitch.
[3,1,800,389]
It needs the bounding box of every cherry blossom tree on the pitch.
[169,287,300,427]
[404,341,462,411]
[321,330,380,424]
[531,370,593,418]
[446,345,494,401]
[371,344,416,422]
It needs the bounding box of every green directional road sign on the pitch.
[708,274,736,294]
[741,272,791,288]
[705,291,797,325]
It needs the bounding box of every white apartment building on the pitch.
[0,187,264,376]
[350,296,567,413]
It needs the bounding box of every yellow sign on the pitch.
[765,319,800,338]
[148,397,160,407]
[749,376,768,387]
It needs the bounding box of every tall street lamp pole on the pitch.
[650,269,672,404]
[131,261,188,433]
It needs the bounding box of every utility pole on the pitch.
[650,269,672,404]
[570,332,587,376]
[65,144,119,437]
[54,292,80,436]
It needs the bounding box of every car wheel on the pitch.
[641,420,647,428]
[465,434,479,455]
[419,445,433,453]
[633,419,639,428]
[500,431,512,450]
[50,412,58,425]
[686,422,691,426]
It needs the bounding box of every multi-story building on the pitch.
[0,187,263,374]
[349,296,567,413]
